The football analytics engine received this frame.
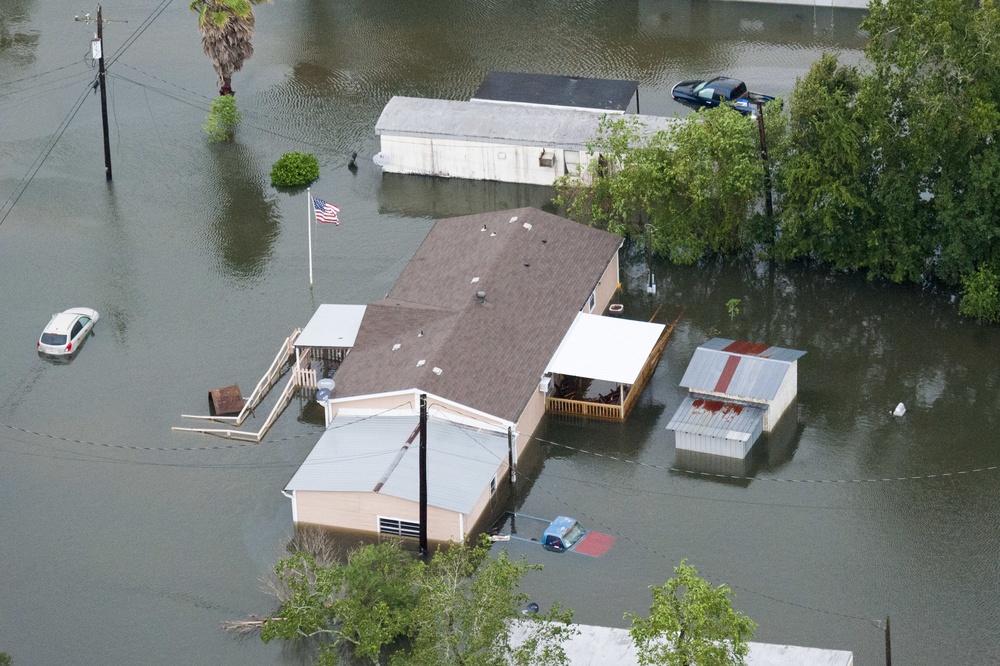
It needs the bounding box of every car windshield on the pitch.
[692,80,709,92]
[41,333,67,345]
[563,522,587,548]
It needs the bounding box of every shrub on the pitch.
[203,95,242,142]
[270,152,320,187]
[959,266,1000,323]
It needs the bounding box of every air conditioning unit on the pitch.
[539,150,554,168]
[539,376,552,393]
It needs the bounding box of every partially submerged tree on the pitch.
[247,535,575,665]
[627,560,755,666]
[398,535,575,666]
[555,107,764,265]
[190,0,271,96]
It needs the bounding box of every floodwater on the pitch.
[1,1,995,664]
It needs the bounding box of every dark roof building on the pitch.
[471,71,639,112]
[332,207,623,423]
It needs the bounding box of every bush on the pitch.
[203,95,242,142]
[959,266,1000,322]
[270,152,320,187]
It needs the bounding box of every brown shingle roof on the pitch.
[333,208,622,422]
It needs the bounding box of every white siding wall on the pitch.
[673,417,763,459]
[379,135,594,186]
[763,362,797,432]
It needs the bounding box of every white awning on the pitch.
[545,312,666,385]
[295,304,367,349]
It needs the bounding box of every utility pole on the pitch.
[884,615,892,666]
[755,100,773,218]
[76,6,125,181]
[418,393,428,559]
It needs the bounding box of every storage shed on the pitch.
[667,339,805,460]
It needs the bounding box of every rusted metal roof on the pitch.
[666,394,765,441]
[331,208,622,422]
[679,338,805,401]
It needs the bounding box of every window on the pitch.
[564,150,580,175]
[589,291,596,312]
[378,517,420,538]
[490,476,497,494]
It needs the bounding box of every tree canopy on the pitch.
[189,0,271,95]
[627,560,756,666]
[557,0,1000,320]
[257,535,575,666]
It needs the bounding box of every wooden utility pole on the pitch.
[884,615,892,666]
[755,101,773,218]
[76,6,125,181]
[418,393,428,559]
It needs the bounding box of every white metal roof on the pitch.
[295,304,367,349]
[545,313,665,385]
[284,415,508,514]
[375,96,678,150]
[509,623,854,666]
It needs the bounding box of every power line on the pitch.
[0,79,93,228]
[0,59,89,88]
[105,0,175,68]
[431,406,891,625]
[533,435,1000,484]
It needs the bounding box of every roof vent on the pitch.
[432,367,442,376]
[471,276,480,283]
[417,330,424,337]
[476,290,486,304]
[522,222,532,230]
[392,343,401,351]
[416,359,426,367]
[481,224,488,231]
[509,216,518,224]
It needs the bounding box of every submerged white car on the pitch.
[37,307,99,357]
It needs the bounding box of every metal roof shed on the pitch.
[666,394,765,459]
[471,71,639,113]
[285,415,509,542]
[678,338,805,432]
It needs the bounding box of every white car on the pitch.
[37,307,99,357]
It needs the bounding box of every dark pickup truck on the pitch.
[671,76,776,115]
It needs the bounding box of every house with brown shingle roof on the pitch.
[285,207,668,541]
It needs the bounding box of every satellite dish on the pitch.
[373,152,389,167]
[316,388,331,403]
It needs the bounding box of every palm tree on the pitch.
[190,0,269,96]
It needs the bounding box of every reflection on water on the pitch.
[205,143,281,283]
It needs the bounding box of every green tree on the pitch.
[261,541,421,664]
[555,107,764,265]
[627,560,755,666]
[771,53,872,269]
[271,151,320,187]
[190,0,271,96]
[256,536,573,666]
[396,535,575,666]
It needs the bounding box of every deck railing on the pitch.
[546,396,623,420]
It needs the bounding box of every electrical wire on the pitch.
[432,405,877,625]
[0,79,93,229]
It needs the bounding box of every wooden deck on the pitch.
[172,329,314,442]
[545,312,680,421]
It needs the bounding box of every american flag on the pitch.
[313,197,340,225]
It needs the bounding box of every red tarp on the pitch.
[573,531,616,557]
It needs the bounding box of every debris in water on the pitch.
[892,402,906,417]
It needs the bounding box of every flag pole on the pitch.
[307,187,314,287]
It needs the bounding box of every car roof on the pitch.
[46,311,83,335]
